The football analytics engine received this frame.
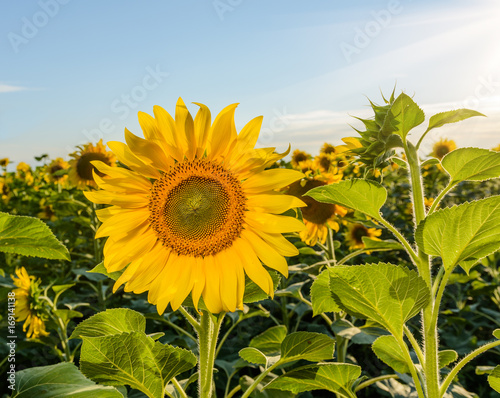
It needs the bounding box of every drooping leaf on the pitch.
[80,332,197,398]
[280,332,335,363]
[243,271,281,303]
[88,262,122,281]
[380,93,425,141]
[488,365,500,393]
[265,364,361,396]
[0,212,70,260]
[249,325,287,355]
[12,362,123,398]
[306,179,387,221]
[439,350,458,369]
[70,308,145,339]
[423,109,485,137]
[372,335,410,374]
[329,263,430,337]
[362,237,404,251]
[442,148,500,184]
[415,196,500,273]
[311,269,341,316]
[239,347,269,366]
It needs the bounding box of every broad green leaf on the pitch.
[243,271,281,304]
[54,309,83,325]
[265,363,361,396]
[488,365,500,393]
[372,335,410,374]
[249,325,287,355]
[310,269,341,316]
[423,109,485,137]
[0,212,70,260]
[421,158,440,168]
[380,93,425,140]
[329,263,430,336]
[332,319,388,345]
[275,281,306,299]
[306,179,387,221]
[88,262,122,281]
[494,329,500,339]
[280,332,335,362]
[415,196,500,273]
[362,237,404,251]
[12,362,123,398]
[80,331,197,398]
[439,350,458,369]
[70,308,145,339]
[239,347,268,366]
[442,148,500,184]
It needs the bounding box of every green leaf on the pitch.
[54,309,83,325]
[372,335,410,374]
[329,263,430,337]
[240,375,295,398]
[415,196,500,273]
[265,363,361,396]
[280,332,335,363]
[239,347,269,366]
[362,237,404,251]
[299,247,321,256]
[306,179,387,221]
[488,365,500,393]
[80,331,197,398]
[494,329,500,339]
[332,319,388,345]
[243,271,281,304]
[70,308,145,339]
[442,148,500,184]
[421,158,440,168]
[249,325,287,355]
[0,212,70,260]
[423,109,485,137]
[439,350,458,369]
[380,93,425,140]
[12,362,123,398]
[88,262,122,281]
[310,269,341,316]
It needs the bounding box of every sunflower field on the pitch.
[2,92,500,398]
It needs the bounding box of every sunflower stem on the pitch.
[197,311,224,398]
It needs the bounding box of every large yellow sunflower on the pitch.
[287,176,346,246]
[346,223,382,250]
[84,98,305,314]
[431,138,457,160]
[69,139,116,189]
[11,267,49,339]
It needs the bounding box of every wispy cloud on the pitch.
[0,83,28,93]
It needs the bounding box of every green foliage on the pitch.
[488,365,500,393]
[372,335,411,373]
[12,362,124,398]
[442,148,500,184]
[422,109,486,140]
[310,269,341,316]
[0,211,70,260]
[380,93,425,141]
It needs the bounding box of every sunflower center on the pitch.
[76,153,111,180]
[149,159,246,257]
[288,180,335,225]
[352,224,368,244]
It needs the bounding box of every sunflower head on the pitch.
[69,139,116,189]
[0,158,9,167]
[84,98,305,314]
[346,223,382,250]
[431,138,457,160]
[287,178,347,246]
[11,267,49,339]
[16,162,31,174]
[493,144,500,152]
[291,149,312,168]
[38,199,57,221]
[45,157,69,184]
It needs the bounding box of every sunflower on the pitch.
[11,267,49,339]
[431,138,457,160]
[287,176,347,246]
[290,149,312,168]
[84,98,305,314]
[38,199,57,221]
[16,162,31,174]
[0,158,9,168]
[346,223,382,250]
[492,144,500,152]
[68,139,116,189]
[45,157,69,184]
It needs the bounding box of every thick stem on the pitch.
[198,311,224,398]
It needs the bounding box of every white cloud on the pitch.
[0,84,27,93]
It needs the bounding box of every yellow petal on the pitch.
[242,169,304,193]
[139,110,182,162]
[245,211,305,234]
[193,102,212,158]
[91,161,152,190]
[125,244,170,293]
[241,229,289,277]
[148,252,181,306]
[191,256,206,312]
[95,208,150,239]
[107,141,161,179]
[175,98,196,160]
[236,116,263,151]
[217,250,238,312]
[124,128,172,171]
[249,228,299,257]
[84,190,149,208]
[93,173,151,194]
[208,103,238,159]
[202,255,224,314]
[246,193,306,214]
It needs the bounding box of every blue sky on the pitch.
[1,0,499,169]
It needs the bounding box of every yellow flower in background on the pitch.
[84,98,305,314]
[68,139,116,189]
[16,162,31,174]
[11,267,49,339]
[45,157,69,184]
[288,177,347,246]
[0,158,9,167]
[492,144,500,152]
[38,199,57,221]
[431,138,457,160]
[346,223,382,250]
[290,149,312,168]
